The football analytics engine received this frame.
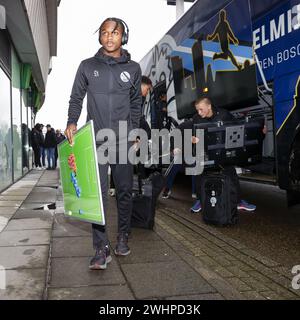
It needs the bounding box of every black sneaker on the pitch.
[89,245,112,270]
[162,188,171,199]
[114,233,130,256]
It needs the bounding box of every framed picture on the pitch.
[58,120,105,225]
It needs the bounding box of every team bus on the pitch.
[140,0,300,206]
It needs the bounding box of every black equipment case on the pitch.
[200,169,239,226]
[131,161,174,229]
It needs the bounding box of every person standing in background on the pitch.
[31,123,42,170]
[54,129,65,168]
[38,124,46,168]
[44,124,56,170]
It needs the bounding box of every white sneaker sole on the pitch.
[238,207,256,212]
[114,249,131,256]
[190,208,201,213]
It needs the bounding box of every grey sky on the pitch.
[36,0,193,131]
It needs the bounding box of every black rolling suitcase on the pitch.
[131,161,174,229]
[200,170,238,226]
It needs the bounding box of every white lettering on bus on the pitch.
[253,3,300,50]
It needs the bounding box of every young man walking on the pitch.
[65,17,142,270]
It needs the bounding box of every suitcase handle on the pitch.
[164,157,175,177]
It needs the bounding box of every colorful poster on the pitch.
[58,121,105,225]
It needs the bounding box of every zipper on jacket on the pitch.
[108,65,113,132]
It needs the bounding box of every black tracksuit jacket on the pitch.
[67,48,142,141]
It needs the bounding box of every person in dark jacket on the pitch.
[39,124,46,168]
[190,97,256,213]
[44,124,57,170]
[54,129,65,168]
[65,17,142,270]
[31,123,42,169]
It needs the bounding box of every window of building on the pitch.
[0,67,12,191]
[11,48,22,180]
[28,106,33,170]
[21,89,29,174]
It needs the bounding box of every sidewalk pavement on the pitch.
[0,169,299,300]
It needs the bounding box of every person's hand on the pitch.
[234,38,239,46]
[262,125,267,135]
[173,148,182,155]
[133,139,140,152]
[64,123,77,146]
[207,35,212,41]
[191,136,200,144]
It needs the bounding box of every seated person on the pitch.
[189,96,257,213]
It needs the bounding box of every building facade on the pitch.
[0,0,59,192]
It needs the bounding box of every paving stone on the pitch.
[5,218,52,231]
[166,293,224,300]
[241,277,270,292]
[0,195,28,201]
[264,282,298,299]
[197,255,218,267]
[212,255,233,267]
[52,217,92,238]
[0,207,18,215]
[117,242,180,264]
[0,245,49,269]
[212,266,235,278]
[248,270,273,283]
[37,182,59,188]
[260,290,284,300]
[11,183,36,189]
[12,209,53,220]
[0,216,9,233]
[246,262,294,292]
[241,291,266,300]
[0,269,46,300]
[24,193,57,203]
[219,237,247,250]
[190,247,207,257]
[226,266,251,278]
[130,228,162,242]
[48,285,134,300]
[233,260,255,272]
[242,248,280,268]
[121,261,215,300]
[1,189,31,196]
[51,237,94,257]
[201,246,226,257]
[0,229,51,246]
[0,201,22,208]
[49,257,125,287]
[272,266,292,277]
[225,277,252,292]
[0,214,13,221]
